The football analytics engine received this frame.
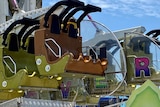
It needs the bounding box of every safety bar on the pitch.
[2,18,39,46]
[146,29,160,38]
[45,38,61,58]
[3,56,17,74]
[59,1,84,24]
[21,25,40,49]
[62,4,101,32]
[17,24,40,44]
[62,6,85,32]
[43,0,84,28]
[77,4,101,27]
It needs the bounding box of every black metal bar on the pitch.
[2,18,39,46]
[43,0,84,28]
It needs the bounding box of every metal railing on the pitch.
[45,38,61,58]
[0,98,19,107]
[0,97,76,107]
[3,56,16,74]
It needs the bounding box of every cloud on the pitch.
[43,0,160,18]
[81,0,160,18]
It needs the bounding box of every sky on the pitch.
[42,0,160,34]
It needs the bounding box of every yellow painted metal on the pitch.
[0,90,24,100]
[35,54,71,76]
[127,80,160,107]
[0,47,59,90]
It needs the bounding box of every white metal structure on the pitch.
[0,97,76,107]
[0,0,39,24]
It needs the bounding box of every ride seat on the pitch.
[50,14,60,34]
[8,33,19,51]
[99,47,106,59]
[27,36,35,54]
[67,20,78,38]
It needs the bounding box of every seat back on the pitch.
[27,36,35,54]
[8,33,19,51]
[50,14,61,34]
[68,21,78,38]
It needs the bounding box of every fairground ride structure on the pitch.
[0,0,160,107]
